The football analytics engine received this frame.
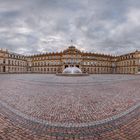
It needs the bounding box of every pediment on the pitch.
[63,46,81,55]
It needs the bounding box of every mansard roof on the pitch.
[1,46,139,58]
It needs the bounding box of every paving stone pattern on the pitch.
[0,74,140,139]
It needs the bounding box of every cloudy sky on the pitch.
[0,0,140,55]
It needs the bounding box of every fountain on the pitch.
[56,66,89,76]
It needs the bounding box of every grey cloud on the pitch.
[0,0,140,55]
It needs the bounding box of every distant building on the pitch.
[0,46,140,74]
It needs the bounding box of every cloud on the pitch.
[0,0,140,55]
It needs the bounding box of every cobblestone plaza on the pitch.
[0,74,140,139]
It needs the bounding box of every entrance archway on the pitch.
[65,65,68,68]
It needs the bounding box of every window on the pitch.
[3,59,5,64]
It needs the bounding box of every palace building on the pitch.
[0,46,140,74]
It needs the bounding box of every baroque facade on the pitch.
[0,46,140,74]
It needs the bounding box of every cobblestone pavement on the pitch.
[0,74,140,140]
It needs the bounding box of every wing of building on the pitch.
[0,46,140,74]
